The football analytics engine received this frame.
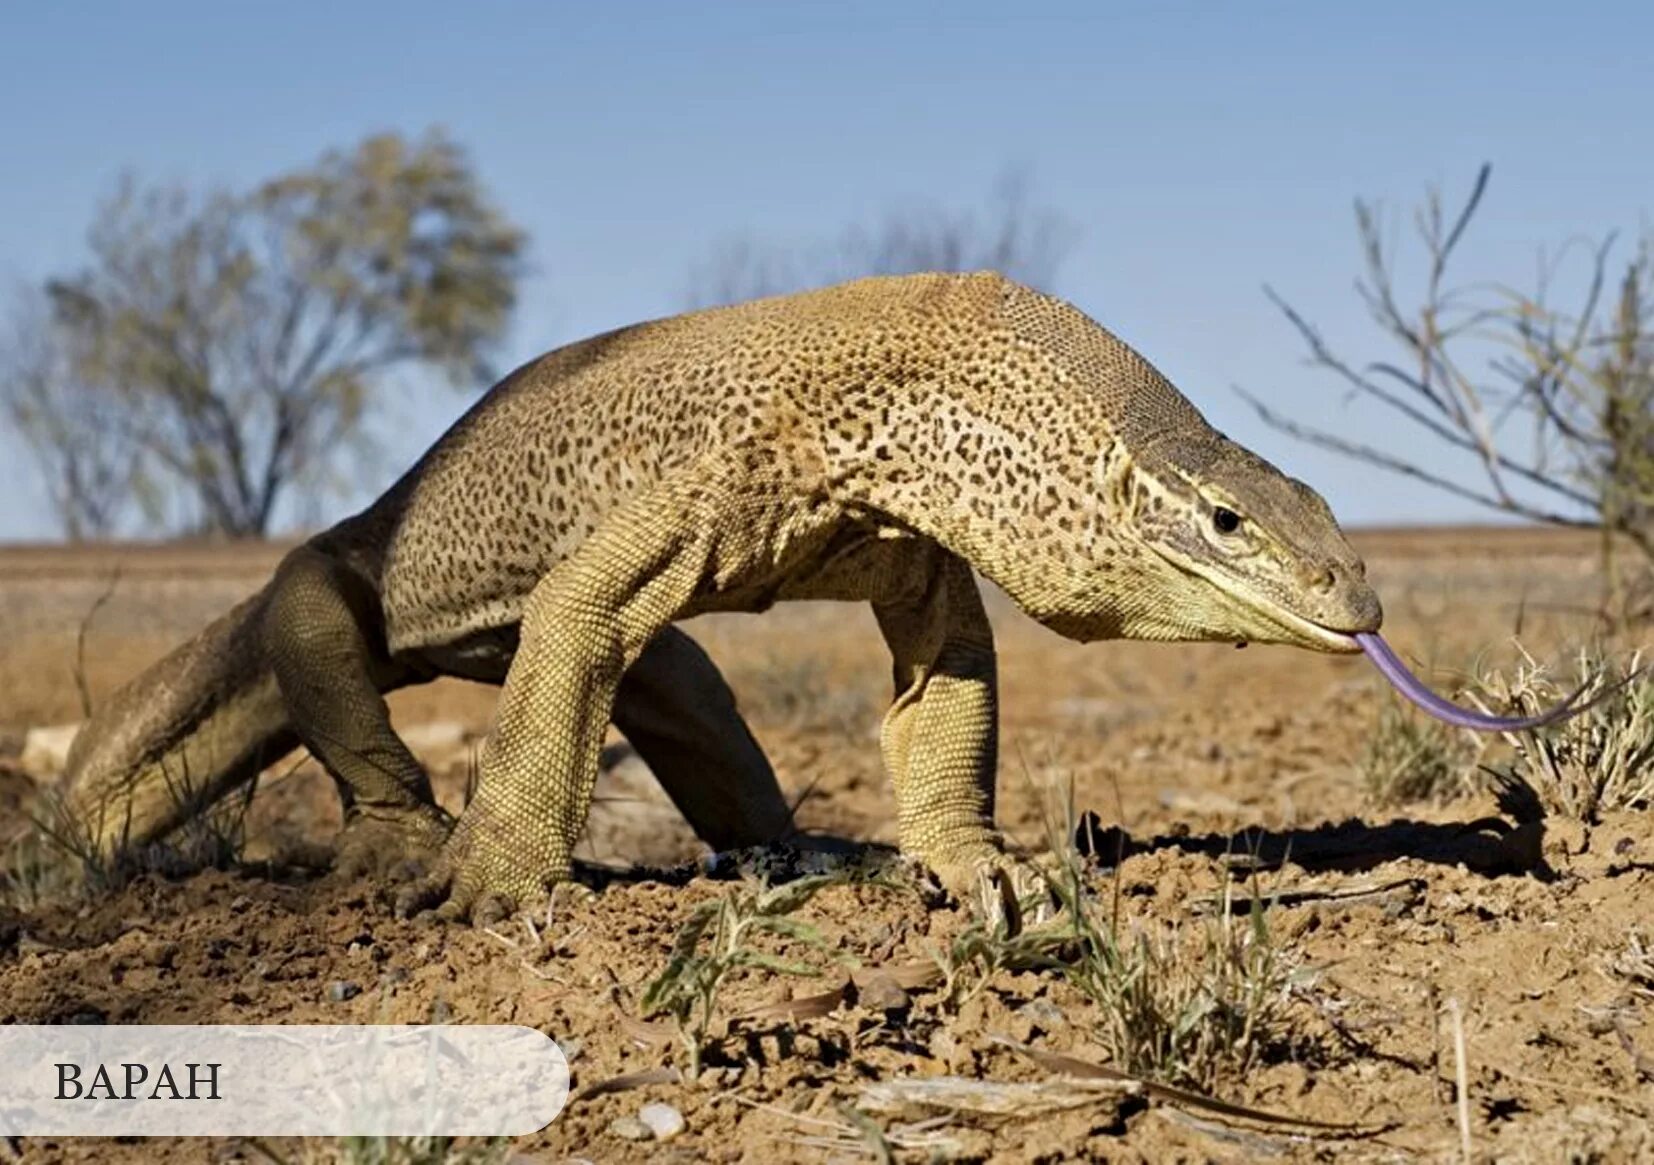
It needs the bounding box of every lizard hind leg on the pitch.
[263,546,453,879]
[612,627,795,852]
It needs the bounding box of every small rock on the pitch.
[556,1037,583,1063]
[326,980,361,1003]
[20,723,81,779]
[1018,998,1066,1029]
[638,1102,684,1140]
[857,972,911,1013]
[608,1115,652,1141]
[382,966,410,986]
[229,895,251,913]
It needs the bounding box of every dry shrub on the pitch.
[1478,646,1654,821]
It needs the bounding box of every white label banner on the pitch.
[0,1025,569,1136]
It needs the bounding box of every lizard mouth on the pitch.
[1149,548,1368,652]
[1240,597,1364,654]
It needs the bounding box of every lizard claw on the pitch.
[927,848,1059,935]
[392,811,567,924]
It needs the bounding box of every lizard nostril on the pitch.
[1310,565,1338,593]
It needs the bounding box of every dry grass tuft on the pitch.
[1605,928,1654,999]
[936,786,1313,1096]
[2,763,253,909]
[1477,646,1654,821]
[248,1135,509,1165]
[1360,700,1481,806]
[1046,852,1309,1094]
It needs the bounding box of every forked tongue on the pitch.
[1354,631,1608,732]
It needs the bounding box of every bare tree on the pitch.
[5,128,527,539]
[1245,165,1654,560]
[1,286,149,539]
[685,168,1077,308]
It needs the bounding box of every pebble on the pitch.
[1018,998,1066,1028]
[857,973,911,1013]
[325,980,361,1003]
[638,1102,685,1140]
[608,1116,652,1141]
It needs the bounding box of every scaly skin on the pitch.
[61,272,1381,918]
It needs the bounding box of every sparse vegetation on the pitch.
[932,792,1311,1096]
[1,129,526,539]
[1,763,253,909]
[249,1135,508,1165]
[1477,645,1654,821]
[1360,699,1480,806]
[1248,167,1654,588]
[1042,824,1310,1095]
[0,825,78,911]
[930,883,1068,1009]
[1605,928,1654,999]
[642,872,846,1078]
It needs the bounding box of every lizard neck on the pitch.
[820,337,1148,636]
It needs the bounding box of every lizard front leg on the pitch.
[873,553,1006,883]
[397,486,715,922]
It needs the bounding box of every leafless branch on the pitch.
[1250,165,1654,563]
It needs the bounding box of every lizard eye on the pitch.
[1212,507,1242,535]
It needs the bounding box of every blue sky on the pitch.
[1,1,1649,540]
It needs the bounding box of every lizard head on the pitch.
[1111,435,1381,654]
[966,274,1604,729]
[983,276,1379,653]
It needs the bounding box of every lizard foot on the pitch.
[392,811,567,925]
[332,804,454,882]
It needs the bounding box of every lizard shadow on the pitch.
[573,832,898,891]
[575,806,1555,895]
[1075,805,1555,883]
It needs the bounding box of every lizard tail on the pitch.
[59,585,300,860]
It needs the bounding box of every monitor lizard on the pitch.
[59,271,1580,921]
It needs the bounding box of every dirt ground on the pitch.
[1,527,1651,1163]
